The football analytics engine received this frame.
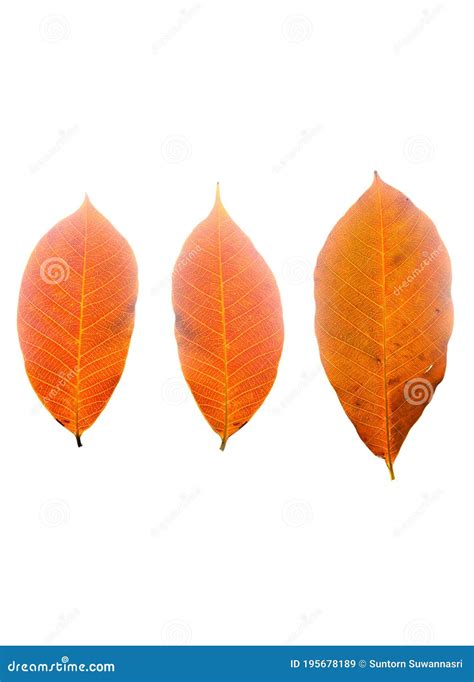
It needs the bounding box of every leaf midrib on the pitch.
[375,180,395,480]
[216,198,229,450]
[75,202,88,441]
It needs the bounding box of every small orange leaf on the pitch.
[18,196,138,446]
[314,173,453,478]
[172,185,284,449]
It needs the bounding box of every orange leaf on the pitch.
[172,185,284,449]
[314,173,453,479]
[18,196,138,446]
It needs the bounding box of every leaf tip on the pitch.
[215,182,221,203]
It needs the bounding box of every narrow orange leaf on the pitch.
[172,185,284,449]
[18,196,138,445]
[314,173,453,478]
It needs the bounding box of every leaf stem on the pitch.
[386,457,395,480]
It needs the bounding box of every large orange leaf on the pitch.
[314,173,453,479]
[18,196,138,446]
[172,185,284,449]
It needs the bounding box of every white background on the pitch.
[0,0,472,646]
